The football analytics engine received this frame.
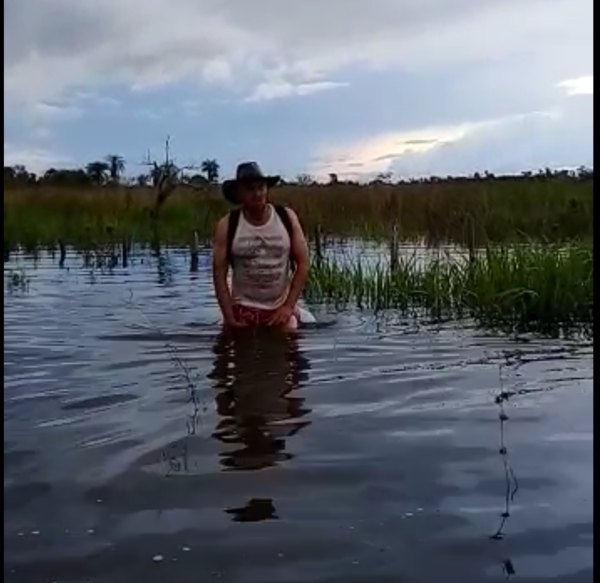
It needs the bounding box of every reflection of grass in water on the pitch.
[491,363,519,579]
[5,268,30,293]
[124,290,207,439]
[124,290,210,478]
[306,242,593,337]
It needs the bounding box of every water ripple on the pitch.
[4,247,593,583]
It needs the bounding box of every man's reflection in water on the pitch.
[225,498,279,522]
[208,328,312,473]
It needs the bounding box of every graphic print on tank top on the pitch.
[230,205,291,309]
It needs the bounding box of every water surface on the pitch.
[4,246,593,582]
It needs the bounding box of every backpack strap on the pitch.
[226,209,241,266]
[273,204,294,241]
[273,204,297,271]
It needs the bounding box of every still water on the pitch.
[4,246,593,583]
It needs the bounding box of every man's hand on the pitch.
[267,304,295,327]
[212,215,237,324]
[280,207,309,310]
[224,316,247,329]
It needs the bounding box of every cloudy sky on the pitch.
[4,0,594,180]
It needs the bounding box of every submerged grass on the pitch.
[4,235,593,337]
[4,175,594,247]
[305,242,593,337]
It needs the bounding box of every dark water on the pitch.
[4,247,594,582]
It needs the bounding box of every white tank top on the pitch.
[230,205,291,310]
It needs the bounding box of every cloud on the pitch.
[245,80,348,102]
[4,0,592,110]
[394,100,592,178]
[311,79,593,180]
[310,111,561,178]
[4,144,73,174]
[72,91,121,108]
[3,0,593,178]
[30,102,83,123]
[558,75,594,96]
[312,122,476,177]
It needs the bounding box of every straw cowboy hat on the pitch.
[221,161,281,204]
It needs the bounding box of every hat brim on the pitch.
[221,175,280,204]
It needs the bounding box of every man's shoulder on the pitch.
[217,209,239,224]
[274,204,299,220]
[275,205,302,230]
[214,212,235,239]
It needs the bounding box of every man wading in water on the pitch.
[212,162,309,331]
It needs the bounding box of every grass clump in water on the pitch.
[5,268,31,294]
[305,242,593,337]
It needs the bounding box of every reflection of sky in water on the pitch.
[3,247,594,583]
[320,237,470,270]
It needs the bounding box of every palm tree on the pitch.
[86,161,109,185]
[105,154,125,183]
[201,159,220,183]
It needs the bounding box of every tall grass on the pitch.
[305,242,593,337]
[4,176,593,247]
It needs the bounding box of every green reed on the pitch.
[4,174,593,247]
[305,242,593,337]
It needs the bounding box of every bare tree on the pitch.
[141,136,198,219]
[296,173,314,185]
[373,171,393,184]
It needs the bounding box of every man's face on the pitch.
[238,180,268,210]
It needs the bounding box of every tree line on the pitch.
[3,154,221,189]
[3,155,594,189]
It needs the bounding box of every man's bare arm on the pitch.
[212,216,236,324]
[283,208,309,309]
